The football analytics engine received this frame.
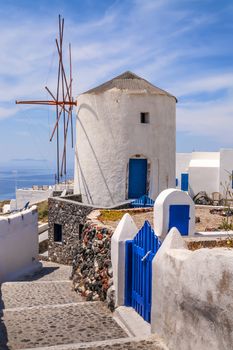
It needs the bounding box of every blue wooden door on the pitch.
[125,221,160,323]
[181,173,189,191]
[128,159,147,199]
[168,205,190,236]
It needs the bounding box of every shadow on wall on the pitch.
[76,112,115,205]
[78,103,99,121]
[0,285,9,350]
[75,153,94,205]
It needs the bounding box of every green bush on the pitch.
[37,201,48,222]
[218,218,233,231]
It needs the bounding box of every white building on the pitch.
[0,206,41,282]
[176,149,233,199]
[14,182,74,210]
[74,71,177,206]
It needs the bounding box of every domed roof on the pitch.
[82,71,177,101]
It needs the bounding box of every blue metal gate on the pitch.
[168,204,190,235]
[131,195,154,208]
[125,221,160,323]
[128,159,147,199]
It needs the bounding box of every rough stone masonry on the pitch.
[48,197,93,264]
[72,221,115,310]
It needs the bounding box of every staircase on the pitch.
[0,262,167,349]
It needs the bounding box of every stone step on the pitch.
[39,230,48,243]
[1,281,83,309]
[20,335,168,350]
[17,261,72,282]
[0,302,128,349]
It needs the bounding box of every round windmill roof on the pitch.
[81,71,177,102]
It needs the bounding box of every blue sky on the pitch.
[0,0,233,170]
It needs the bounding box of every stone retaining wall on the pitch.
[48,197,93,264]
[72,221,115,310]
[48,196,133,265]
[71,207,156,309]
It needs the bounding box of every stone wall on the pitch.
[48,194,132,265]
[72,221,115,310]
[48,197,93,264]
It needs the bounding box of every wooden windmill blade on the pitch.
[15,15,76,184]
[69,42,74,148]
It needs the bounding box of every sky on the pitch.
[0,0,233,170]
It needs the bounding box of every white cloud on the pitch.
[0,106,18,119]
[171,72,233,97]
[177,96,233,144]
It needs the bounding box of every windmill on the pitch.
[16,15,76,184]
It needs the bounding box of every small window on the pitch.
[79,224,84,240]
[140,112,150,124]
[54,223,62,242]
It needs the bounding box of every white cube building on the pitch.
[176,149,233,199]
[74,71,177,206]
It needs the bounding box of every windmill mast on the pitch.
[16,15,76,184]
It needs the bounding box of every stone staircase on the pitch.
[0,262,167,350]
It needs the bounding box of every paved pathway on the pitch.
[0,262,167,350]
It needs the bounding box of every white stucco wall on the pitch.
[16,188,53,209]
[176,153,192,189]
[0,206,39,282]
[153,189,195,240]
[176,152,225,197]
[188,152,219,197]
[74,90,176,206]
[111,213,138,306]
[151,228,233,350]
[2,204,11,213]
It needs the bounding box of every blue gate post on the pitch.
[124,221,161,323]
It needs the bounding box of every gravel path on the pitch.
[1,303,127,349]
[17,261,72,282]
[1,281,82,309]
[0,261,167,349]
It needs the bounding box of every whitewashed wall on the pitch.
[176,153,192,189]
[151,228,233,350]
[0,206,40,282]
[111,213,138,306]
[16,188,53,209]
[176,151,233,197]
[74,90,176,206]
[153,188,195,240]
[189,152,219,197]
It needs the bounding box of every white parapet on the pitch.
[151,228,233,350]
[153,188,195,241]
[16,188,53,209]
[111,213,138,306]
[0,206,41,282]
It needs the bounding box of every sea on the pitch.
[0,165,74,201]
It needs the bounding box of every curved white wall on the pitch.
[153,189,195,240]
[74,90,176,206]
[151,228,233,350]
[0,207,39,282]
